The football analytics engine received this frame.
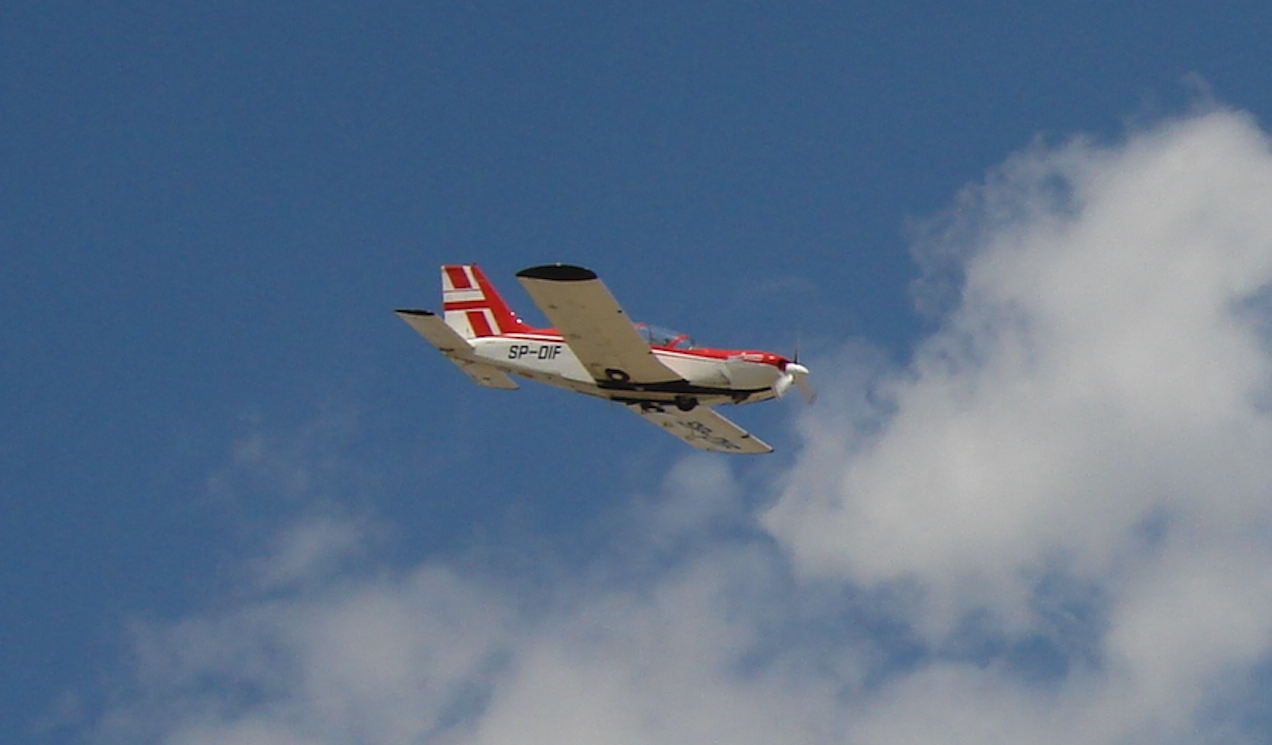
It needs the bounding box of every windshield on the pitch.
[636,323,694,349]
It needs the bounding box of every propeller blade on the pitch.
[785,362,816,404]
[795,376,817,404]
[773,372,794,398]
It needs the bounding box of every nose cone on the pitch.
[763,358,814,399]
[780,361,816,403]
[783,363,814,404]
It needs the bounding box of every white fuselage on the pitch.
[468,333,783,407]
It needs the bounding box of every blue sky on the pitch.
[7,3,1272,743]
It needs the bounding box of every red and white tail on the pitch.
[441,264,530,338]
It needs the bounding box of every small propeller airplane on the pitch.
[396,264,814,454]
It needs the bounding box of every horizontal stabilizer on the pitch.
[396,309,519,390]
[626,403,772,454]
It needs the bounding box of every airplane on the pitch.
[395,264,814,454]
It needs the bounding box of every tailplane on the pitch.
[441,264,531,338]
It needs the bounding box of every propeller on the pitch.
[775,360,816,404]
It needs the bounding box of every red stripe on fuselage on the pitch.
[654,347,785,363]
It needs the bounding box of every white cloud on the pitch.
[768,107,1272,740]
[80,107,1272,745]
[246,514,379,592]
[95,561,518,745]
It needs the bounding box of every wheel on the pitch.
[674,395,698,412]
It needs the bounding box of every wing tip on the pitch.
[516,264,597,282]
[395,308,436,317]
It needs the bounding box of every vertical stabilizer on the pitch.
[441,265,530,338]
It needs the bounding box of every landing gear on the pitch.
[674,395,698,412]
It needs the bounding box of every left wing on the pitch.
[627,403,773,454]
[516,264,683,386]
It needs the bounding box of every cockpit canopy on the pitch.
[635,322,694,349]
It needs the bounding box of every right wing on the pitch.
[627,403,773,454]
[396,309,520,390]
[516,265,683,386]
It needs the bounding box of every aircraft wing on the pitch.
[396,309,520,390]
[627,402,773,454]
[516,265,683,386]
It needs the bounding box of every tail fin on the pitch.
[442,264,531,338]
